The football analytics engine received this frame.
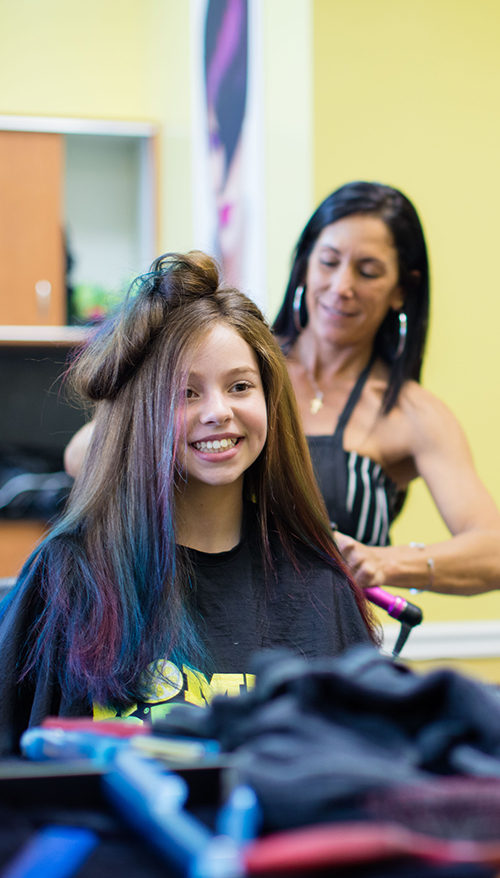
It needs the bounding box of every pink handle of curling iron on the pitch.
[364,586,407,620]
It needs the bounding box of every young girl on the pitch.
[0,252,375,754]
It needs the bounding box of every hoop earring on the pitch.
[293,286,307,332]
[395,311,407,359]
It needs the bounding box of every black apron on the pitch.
[306,357,375,534]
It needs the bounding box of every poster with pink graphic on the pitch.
[191,0,266,313]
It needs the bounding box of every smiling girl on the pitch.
[0,252,375,753]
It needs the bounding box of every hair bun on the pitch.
[71,251,224,402]
[150,251,221,299]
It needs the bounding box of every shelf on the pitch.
[0,326,90,346]
[0,115,157,137]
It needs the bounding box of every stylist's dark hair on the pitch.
[272,181,430,413]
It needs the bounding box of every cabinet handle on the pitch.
[35,279,52,317]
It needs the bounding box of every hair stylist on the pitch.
[273,181,500,597]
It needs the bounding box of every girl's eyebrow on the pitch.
[188,365,259,379]
[225,365,260,377]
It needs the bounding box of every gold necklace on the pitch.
[307,372,324,414]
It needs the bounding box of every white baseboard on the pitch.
[382,620,500,661]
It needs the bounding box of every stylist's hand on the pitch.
[334,532,388,589]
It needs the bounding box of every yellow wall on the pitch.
[0,0,193,252]
[313,0,500,626]
[406,656,500,685]
[263,0,314,319]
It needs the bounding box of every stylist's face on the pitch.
[304,214,402,348]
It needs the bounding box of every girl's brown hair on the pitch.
[24,251,377,710]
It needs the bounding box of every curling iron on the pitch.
[364,586,423,657]
[331,523,423,656]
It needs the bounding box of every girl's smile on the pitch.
[191,434,240,454]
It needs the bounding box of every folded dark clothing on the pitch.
[155,646,500,831]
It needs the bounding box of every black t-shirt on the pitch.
[0,509,372,749]
[101,509,371,726]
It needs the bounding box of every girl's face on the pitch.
[304,214,403,348]
[177,323,268,491]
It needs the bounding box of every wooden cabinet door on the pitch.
[0,131,65,325]
[0,520,47,579]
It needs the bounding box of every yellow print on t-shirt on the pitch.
[93,661,255,723]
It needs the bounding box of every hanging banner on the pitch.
[191,0,266,313]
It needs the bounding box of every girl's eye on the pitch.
[231,381,252,393]
[320,260,339,269]
[186,388,196,399]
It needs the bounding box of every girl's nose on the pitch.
[200,392,233,425]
